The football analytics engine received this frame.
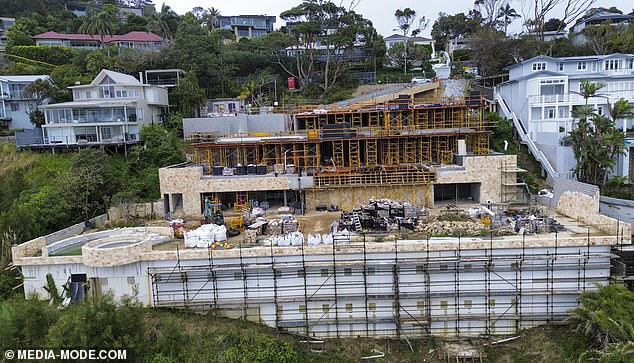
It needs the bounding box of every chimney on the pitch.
[139,72,144,84]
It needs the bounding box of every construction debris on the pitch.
[339,199,427,232]
[416,217,486,236]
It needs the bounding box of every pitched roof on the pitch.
[110,31,164,42]
[32,31,163,43]
[385,33,433,42]
[0,75,51,83]
[583,11,633,23]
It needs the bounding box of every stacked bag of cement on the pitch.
[184,224,227,248]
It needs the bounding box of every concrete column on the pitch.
[623,147,630,178]
[283,190,288,206]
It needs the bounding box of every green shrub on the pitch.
[9,45,75,65]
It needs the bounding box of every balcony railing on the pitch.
[529,91,634,105]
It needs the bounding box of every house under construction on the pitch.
[160,90,524,216]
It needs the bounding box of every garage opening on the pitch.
[434,183,480,204]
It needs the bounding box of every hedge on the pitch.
[8,46,75,66]
[453,49,472,61]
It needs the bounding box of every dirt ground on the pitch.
[295,210,341,234]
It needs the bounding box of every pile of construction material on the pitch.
[415,218,485,236]
[268,220,283,235]
[340,199,426,232]
[244,229,258,243]
[282,215,299,233]
[184,224,228,248]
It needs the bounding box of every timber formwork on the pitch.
[190,97,493,188]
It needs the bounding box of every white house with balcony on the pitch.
[0,75,52,130]
[496,54,634,179]
[39,69,168,146]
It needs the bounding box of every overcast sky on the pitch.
[159,0,625,37]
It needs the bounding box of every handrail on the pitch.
[495,91,573,180]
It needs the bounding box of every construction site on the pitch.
[11,82,634,340]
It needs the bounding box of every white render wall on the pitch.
[22,243,612,338]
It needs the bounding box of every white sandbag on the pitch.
[307,234,321,246]
[278,235,290,246]
[322,234,333,245]
[214,225,227,242]
[252,207,265,217]
[184,231,199,248]
[291,232,304,246]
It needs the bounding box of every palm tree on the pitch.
[497,4,520,35]
[79,6,116,45]
[146,4,179,41]
[203,7,221,33]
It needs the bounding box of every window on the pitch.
[577,61,587,71]
[73,91,80,100]
[628,59,633,69]
[591,62,597,72]
[345,303,353,313]
[85,91,92,99]
[320,268,329,277]
[605,59,622,70]
[99,85,115,98]
[464,300,472,308]
[532,62,547,71]
[558,63,564,71]
[597,106,604,116]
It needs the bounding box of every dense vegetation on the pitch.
[0,125,184,300]
[0,284,632,362]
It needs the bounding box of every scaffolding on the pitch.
[148,231,615,338]
[190,96,493,190]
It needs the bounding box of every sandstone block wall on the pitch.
[435,154,518,204]
[557,190,632,240]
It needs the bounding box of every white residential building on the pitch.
[0,75,52,129]
[496,54,634,179]
[40,70,168,146]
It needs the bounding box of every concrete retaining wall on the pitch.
[108,201,164,221]
[600,195,634,236]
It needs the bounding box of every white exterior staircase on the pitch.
[495,91,572,180]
